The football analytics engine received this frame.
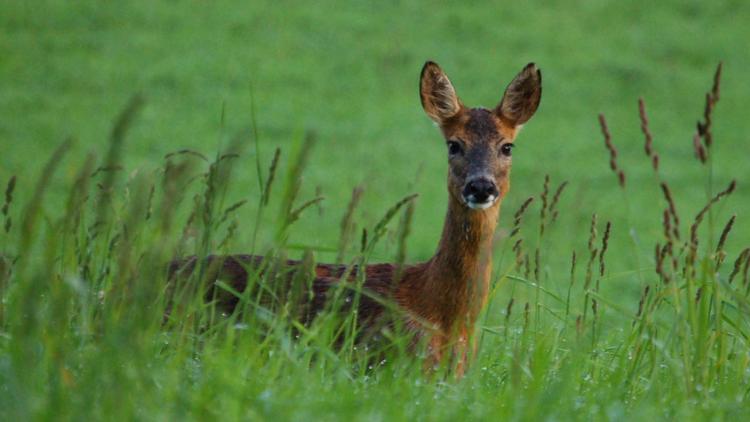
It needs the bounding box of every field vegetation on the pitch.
[2,1,750,419]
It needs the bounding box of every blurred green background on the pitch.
[3,1,750,419]
[2,0,749,268]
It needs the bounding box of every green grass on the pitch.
[2,0,750,420]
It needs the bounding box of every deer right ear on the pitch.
[495,63,542,127]
[420,61,462,124]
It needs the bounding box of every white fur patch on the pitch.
[464,195,498,210]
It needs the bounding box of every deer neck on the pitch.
[401,193,499,329]
[429,194,499,290]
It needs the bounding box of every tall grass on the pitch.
[1,65,749,420]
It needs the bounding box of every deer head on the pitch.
[419,62,542,210]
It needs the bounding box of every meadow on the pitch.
[2,0,750,420]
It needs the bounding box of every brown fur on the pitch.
[169,61,542,377]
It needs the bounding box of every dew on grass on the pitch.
[258,389,272,402]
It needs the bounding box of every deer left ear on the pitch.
[495,63,542,127]
[420,61,463,124]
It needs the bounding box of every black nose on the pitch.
[463,178,499,203]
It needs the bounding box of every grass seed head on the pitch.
[651,154,660,172]
[513,239,524,271]
[510,196,534,238]
[539,175,550,236]
[523,254,531,280]
[591,298,598,317]
[662,208,673,241]
[262,147,282,206]
[1,176,15,233]
[655,242,664,278]
[360,228,368,253]
[727,248,749,284]
[690,180,737,249]
[696,62,723,149]
[712,61,723,101]
[599,113,626,188]
[523,302,530,329]
[337,186,364,262]
[505,297,514,321]
[715,214,736,265]
[660,182,680,239]
[638,97,655,158]
[599,221,612,277]
[549,181,569,224]
[693,132,707,163]
[2,175,16,216]
[587,213,598,253]
[569,250,577,287]
[635,285,650,323]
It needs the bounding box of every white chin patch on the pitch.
[465,195,497,210]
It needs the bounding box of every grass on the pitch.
[2,0,750,420]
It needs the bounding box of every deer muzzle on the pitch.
[462,176,499,210]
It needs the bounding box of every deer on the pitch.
[169,61,542,377]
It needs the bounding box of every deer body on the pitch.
[170,62,542,376]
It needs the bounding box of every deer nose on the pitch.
[462,177,499,207]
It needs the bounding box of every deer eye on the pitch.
[447,141,463,156]
[500,143,514,157]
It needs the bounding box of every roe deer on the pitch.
[170,61,542,377]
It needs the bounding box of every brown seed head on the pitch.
[728,248,750,285]
[599,221,612,277]
[539,175,550,236]
[635,285,650,321]
[599,113,626,188]
[693,132,707,164]
[569,250,578,287]
[638,97,654,157]
[549,181,568,223]
[690,180,737,265]
[660,182,680,239]
[716,214,736,255]
[712,62,723,102]
[510,196,534,238]
[505,297,515,321]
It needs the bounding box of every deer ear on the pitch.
[496,63,542,127]
[420,61,462,124]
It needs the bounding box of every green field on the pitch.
[2,0,750,420]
